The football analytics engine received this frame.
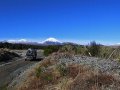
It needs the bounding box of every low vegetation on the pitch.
[87,41,101,57]
[44,45,61,56]
[15,54,120,90]
[58,41,120,60]
[1,41,120,60]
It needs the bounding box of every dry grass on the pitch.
[67,64,84,78]
[66,68,120,90]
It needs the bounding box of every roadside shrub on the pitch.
[35,59,55,78]
[75,46,88,55]
[35,66,42,78]
[43,72,53,82]
[35,66,54,83]
[99,46,114,59]
[44,45,61,56]
[87,41,101,57]
[56,63,68,76]
[59,45,77,54]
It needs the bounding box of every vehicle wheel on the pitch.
[33,57,36,60]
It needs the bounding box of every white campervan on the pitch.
[25,48,37,61]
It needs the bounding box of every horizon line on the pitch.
[0,38,119,46]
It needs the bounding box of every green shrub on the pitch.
[87,41,101,57]
[43,73,53,82]
[44,45,61,56]
[59,45,77,54]
[99,46,113,58]
[35,66,42,78]
[57,63,68,76]
[35,66,53,82]
[75,46,88,55]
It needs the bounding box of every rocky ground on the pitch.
[59,55,120,74]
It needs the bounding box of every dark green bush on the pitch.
[87,41,101,57]
[0,42,45,50]
[59,45,77,54]
[44,45,61,56]
[35,66,42,78]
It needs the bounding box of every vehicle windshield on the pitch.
[26,49,36,56]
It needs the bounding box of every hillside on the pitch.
[8,52,120,90]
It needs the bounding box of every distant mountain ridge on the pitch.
[5,38,66,45]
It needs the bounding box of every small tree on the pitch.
[88,41,101,57]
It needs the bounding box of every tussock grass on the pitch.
[66,69,120,90]
[56,63,68,76]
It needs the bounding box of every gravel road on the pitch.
[0,50,43,89]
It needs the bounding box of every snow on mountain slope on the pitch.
[7,39,28,43]
[42,38,62,45]
[44,38,61,42]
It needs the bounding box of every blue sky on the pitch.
[0,0,120,44]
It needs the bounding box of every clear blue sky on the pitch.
[0,0,120,44]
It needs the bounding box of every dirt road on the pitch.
[0,50,44,89]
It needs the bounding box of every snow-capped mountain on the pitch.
[6,38,63,45]
[42,38,62,45]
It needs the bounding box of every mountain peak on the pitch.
[42,38,62,45]
[44,38,61,43]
